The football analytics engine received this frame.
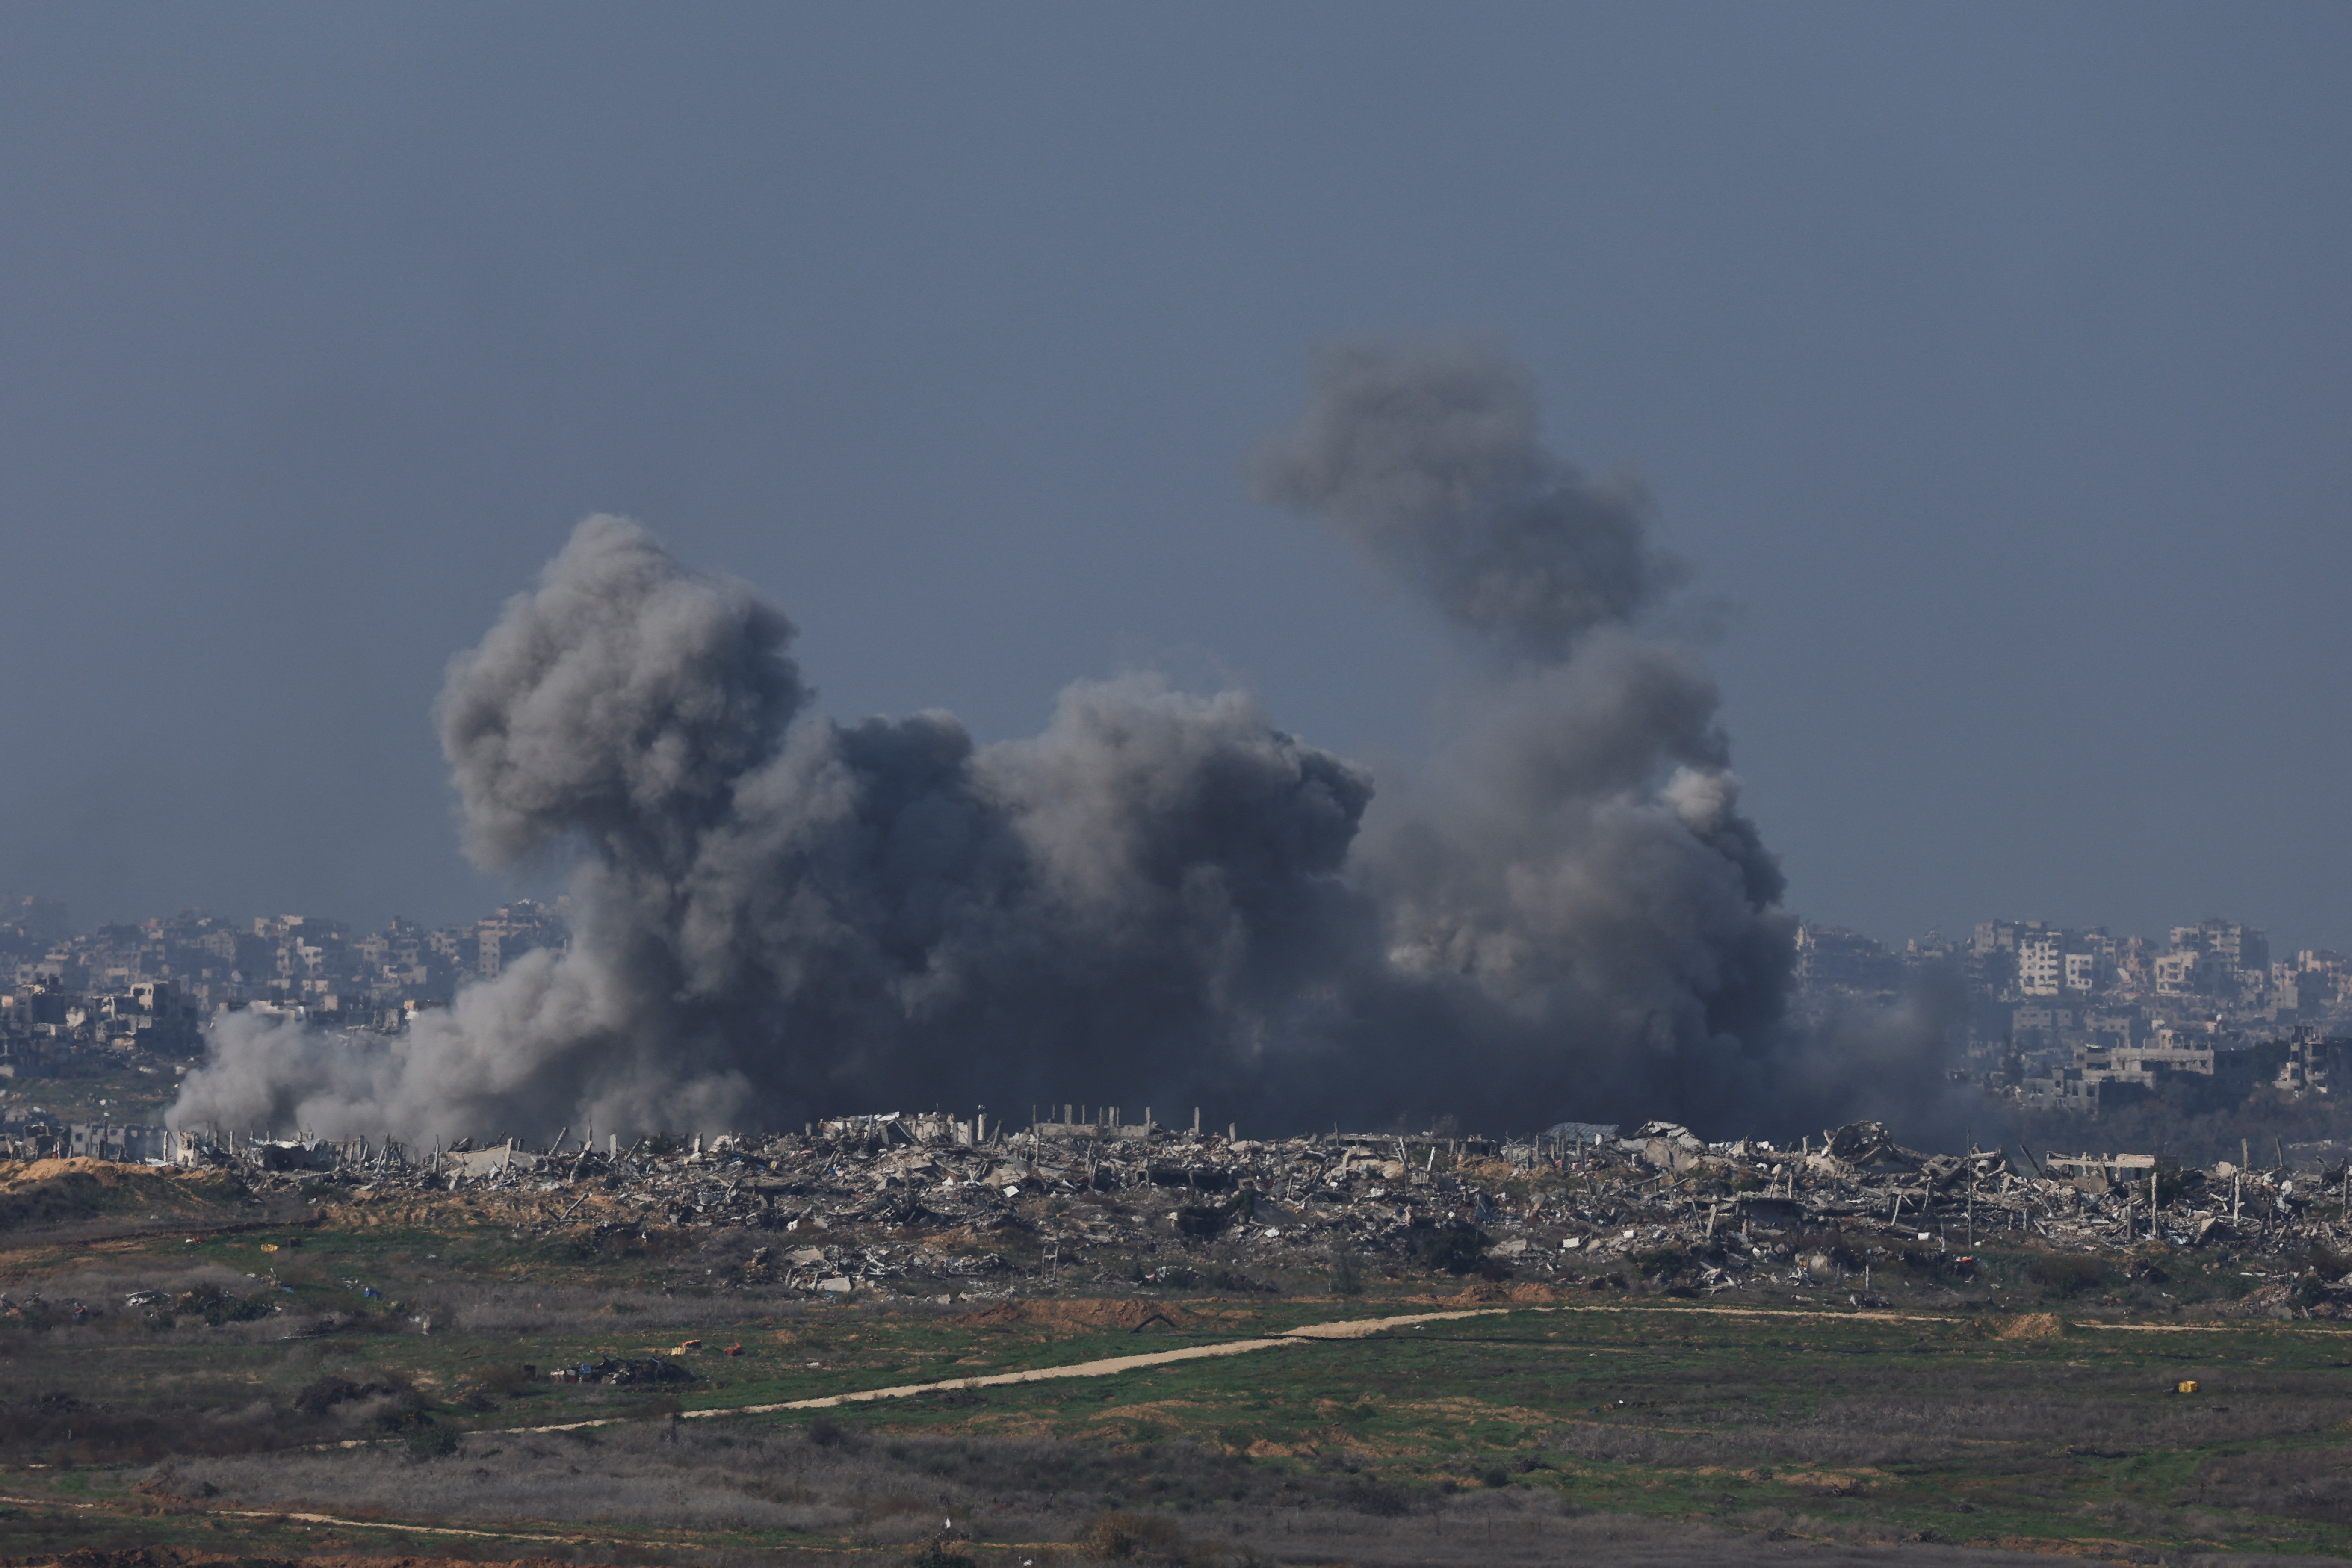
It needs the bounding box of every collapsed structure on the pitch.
[20,1109,2351,1312]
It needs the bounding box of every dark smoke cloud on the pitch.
[173,341,1959,1143]
[176,520,1374,1140]
[439,515,806,872]
[1251,339,1684,662]
[1243,343,1794,1131]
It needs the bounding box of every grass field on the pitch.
[6,1175,2352,1565]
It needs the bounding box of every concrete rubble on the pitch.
[38,1109,2352,1312]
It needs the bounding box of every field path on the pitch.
[507,1296,2334,1436]
[269,1294,2317,1450]
[513,1305,1525,1433]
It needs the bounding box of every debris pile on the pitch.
[44,1112,2352,1305]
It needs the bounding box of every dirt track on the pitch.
[507,1295,2326,1436]
[496,1304,1531,1434]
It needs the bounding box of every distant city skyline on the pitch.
[14,889,2343,1003]
[16,890,2345,1136]
[18,890,2349,985]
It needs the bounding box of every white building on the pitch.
[2018,930,2065,997]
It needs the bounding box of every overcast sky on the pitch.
[3,4,2346,954]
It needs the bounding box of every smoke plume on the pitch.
[174,341,1955,1143]
[1250,339,1684,661]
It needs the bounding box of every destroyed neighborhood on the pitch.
[9,900,2351,1139]
[9,892,2352,1326]
[11,1107,2351,1332]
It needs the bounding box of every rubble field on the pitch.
[9,1115,2352,1565]
[40,1110,2352,1316]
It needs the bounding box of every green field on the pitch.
[6,1191,2352,1566]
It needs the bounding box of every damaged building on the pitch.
[43,1107,2346,1311]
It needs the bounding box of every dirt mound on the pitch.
[0,1160,256,1237]
[1,1158,140,1187]
[1993,1311,2070,1339]
[951,1298,1198,1332]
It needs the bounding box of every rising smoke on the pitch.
[173,340,1957,1144]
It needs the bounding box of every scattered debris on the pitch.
[23,1110,2352,1302]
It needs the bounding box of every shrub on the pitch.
[402,1419,459,1458]
[1415,1224,1489,1276]
[900,1548,976,1568]
[1203,1265,1274,1294]
[1077,1509,1187,1562]
[293,1376,363,1416]
[470,1362,530,1396]
[295,1374,413,1419]
[1337,1476,1414,1516]
[1174,1204,1231,1239]
[1327,1240,1365,1296]
[1630,1246,1688,1278]
[2025,1255,2108,1296]
[174,1287,272,1327]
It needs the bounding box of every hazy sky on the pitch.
[3,5,2347,954]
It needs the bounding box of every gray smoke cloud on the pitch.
[176,517,1374,1139]
[1251,339,1684,662]
[1243,342,1794,1129]
[173,342,1956,1143]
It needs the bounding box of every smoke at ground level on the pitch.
[169,342,1969,1144]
